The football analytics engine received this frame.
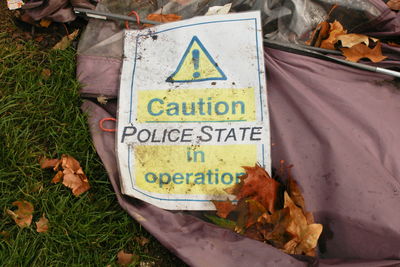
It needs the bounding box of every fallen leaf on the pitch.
[387,0,400,10]
[61,154,81,172]
[320,20,347,50]
[283,192,323,255]
[337,33,370,48]
[36,213,49,233]
[143,13,182,27]
[39,19,52,28]
[52,29,79,50]
[294,223,323,255]
[236,165,280,213]
[311,21,330,47]
[51,170,63,183]
[260,207,292,248]
[42,154,90,196]
[212,200,236,218]
[0,231,10,239]
[341,42,387,63]
[62,168,90,196]
[245,199,266,228]
[40,157,60,169]
[388,42,400,47]
[146,13,182,23]
[135,236,150,246]
[287,177,305,210]
[34,36,44,42]
[41,69,51,79]
[204,214,236,231]
[117,250,139,266]
[97,96,108,105]
[6,200,34,228]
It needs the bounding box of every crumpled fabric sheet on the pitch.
[22,0,95,22]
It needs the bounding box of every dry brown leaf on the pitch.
[6,200,34,228]
[388,42,400,47]
[39,19,52,28]
[41,69,51,79]
[337,34,370,48]
[146,13,182,23]
[40,158,60,169]
[320,20,347,50]
[287,177,305,210]
[1,231,10,239]
[53,29,79,50]
[282,193,323,255]
[237,165,280,213]
[340,42,387,63]
[212,201,236,218]
[51,170,63,184]
[117,250,139,266]
[36,214,49,233]
[62,168,90,196]
[387,0,400,10]
[295,223,323,254]
[61,154,81,172]
[245,199,266,228]
[135,236,150,246]
[97,96,108,105]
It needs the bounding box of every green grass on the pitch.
[0,31,183,266]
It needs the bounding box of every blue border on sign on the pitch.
[166,35,227,83]
[127,17,266,202]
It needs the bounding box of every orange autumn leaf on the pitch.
[40,157,60,169]
[236,165,280,213]
[387,0,400,10]
[6,200,34,228]
[320,20,347,50]
[212,201,236,218]
[51,170,63,184]
[388,42,400,48]
[61,154,82,172]
[340,42,387,63]
[62,168,90,196]
[41,154,90,196]
[117,250,139,266]
[36,213,49,233]
[145,13,182,25]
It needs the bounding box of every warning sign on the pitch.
[117,11,270,210]
[167,36,227,82]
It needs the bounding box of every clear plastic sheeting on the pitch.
[78,0,383,58]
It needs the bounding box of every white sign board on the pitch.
[117,11,270,210]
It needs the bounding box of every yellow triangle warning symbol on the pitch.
[166,36,227,82]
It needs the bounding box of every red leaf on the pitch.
[236,165,280,213]
[212,201,235,218]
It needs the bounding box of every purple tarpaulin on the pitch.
[77,1,400,265]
